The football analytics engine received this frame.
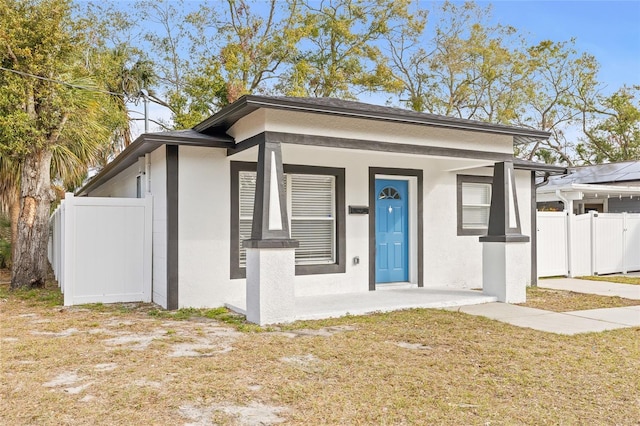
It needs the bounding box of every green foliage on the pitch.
[1,284,64,307]
[1,0,141,288]
[147,306,264,332]
[0,212,9,268]
[282,0,412,98]
[0,240,9,269]
[577,86,640,164]
[85,0,632,165]
[386,1,601,165]
[0,0,131,182]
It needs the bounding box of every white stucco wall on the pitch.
[422,165,531,289]
[177,146,241,308]
[227,109,515,154]
[175,140,533,308]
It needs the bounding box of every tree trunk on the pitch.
[11,150,54,289]
[10,198,19,266]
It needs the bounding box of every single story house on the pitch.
[76,96,564,323]
[538,161,640,214]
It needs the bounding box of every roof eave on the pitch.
[194,95,551,140]
[76,131,234,196]
[512,158,567,174]
[538,183,640,195]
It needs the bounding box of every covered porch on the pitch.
[227,285,497,322]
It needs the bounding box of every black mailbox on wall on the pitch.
[349,205,369,215]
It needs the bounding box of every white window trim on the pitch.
[457,174,493,236]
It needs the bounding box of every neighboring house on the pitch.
[537,161,640,214]
[76,95,562,315]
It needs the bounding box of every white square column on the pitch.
[246,247,296,325]
[480,161,530,304]
[482,242,530,303]
[243,137,298,325]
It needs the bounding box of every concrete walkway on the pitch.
[448,278,640,335]
[447,303,640,335]
[538,278,640,300]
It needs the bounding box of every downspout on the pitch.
[145,153,151,195]
[555,189,572,277]
[535,172,551,189]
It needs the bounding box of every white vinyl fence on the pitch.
[48,193,152,306]
[537,211,640,277]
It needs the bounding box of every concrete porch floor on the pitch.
[227,286,497,323]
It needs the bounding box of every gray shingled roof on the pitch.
[194,95,551,141]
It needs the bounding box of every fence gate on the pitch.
[536,211,569,277]
[537,211,640,278]
[49,193,152,306]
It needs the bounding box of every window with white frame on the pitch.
[231,162,345,278]
[457,175,493,235]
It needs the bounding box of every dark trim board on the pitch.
[266,131,513,162]
[530,171,537,284]
[369,167,424,291]
[230,161,346,279]
[226,132,263,156]
[229,161,252,278]
[166,145,179,310]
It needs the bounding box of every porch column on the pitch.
[243,139,298,325]
[480,161,530,303]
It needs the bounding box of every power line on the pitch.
[0,65,124,97]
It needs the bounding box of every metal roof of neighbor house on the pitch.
[194,95,551,142]
[544,161,640,188]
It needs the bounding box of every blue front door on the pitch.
[375,179,409,283]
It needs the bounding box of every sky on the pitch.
[479,0,640,94]
[132,0,640,137]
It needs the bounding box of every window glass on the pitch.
[238,171,336,267]
[462,182,491,229]
[290,174,335,264]
[238,171,256,267]
[457,175,493,235]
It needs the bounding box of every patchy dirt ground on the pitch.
[1,274,639,425]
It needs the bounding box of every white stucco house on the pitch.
[75,96,564,323]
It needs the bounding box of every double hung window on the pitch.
[457,175,493,235]
[231,162,344,278]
